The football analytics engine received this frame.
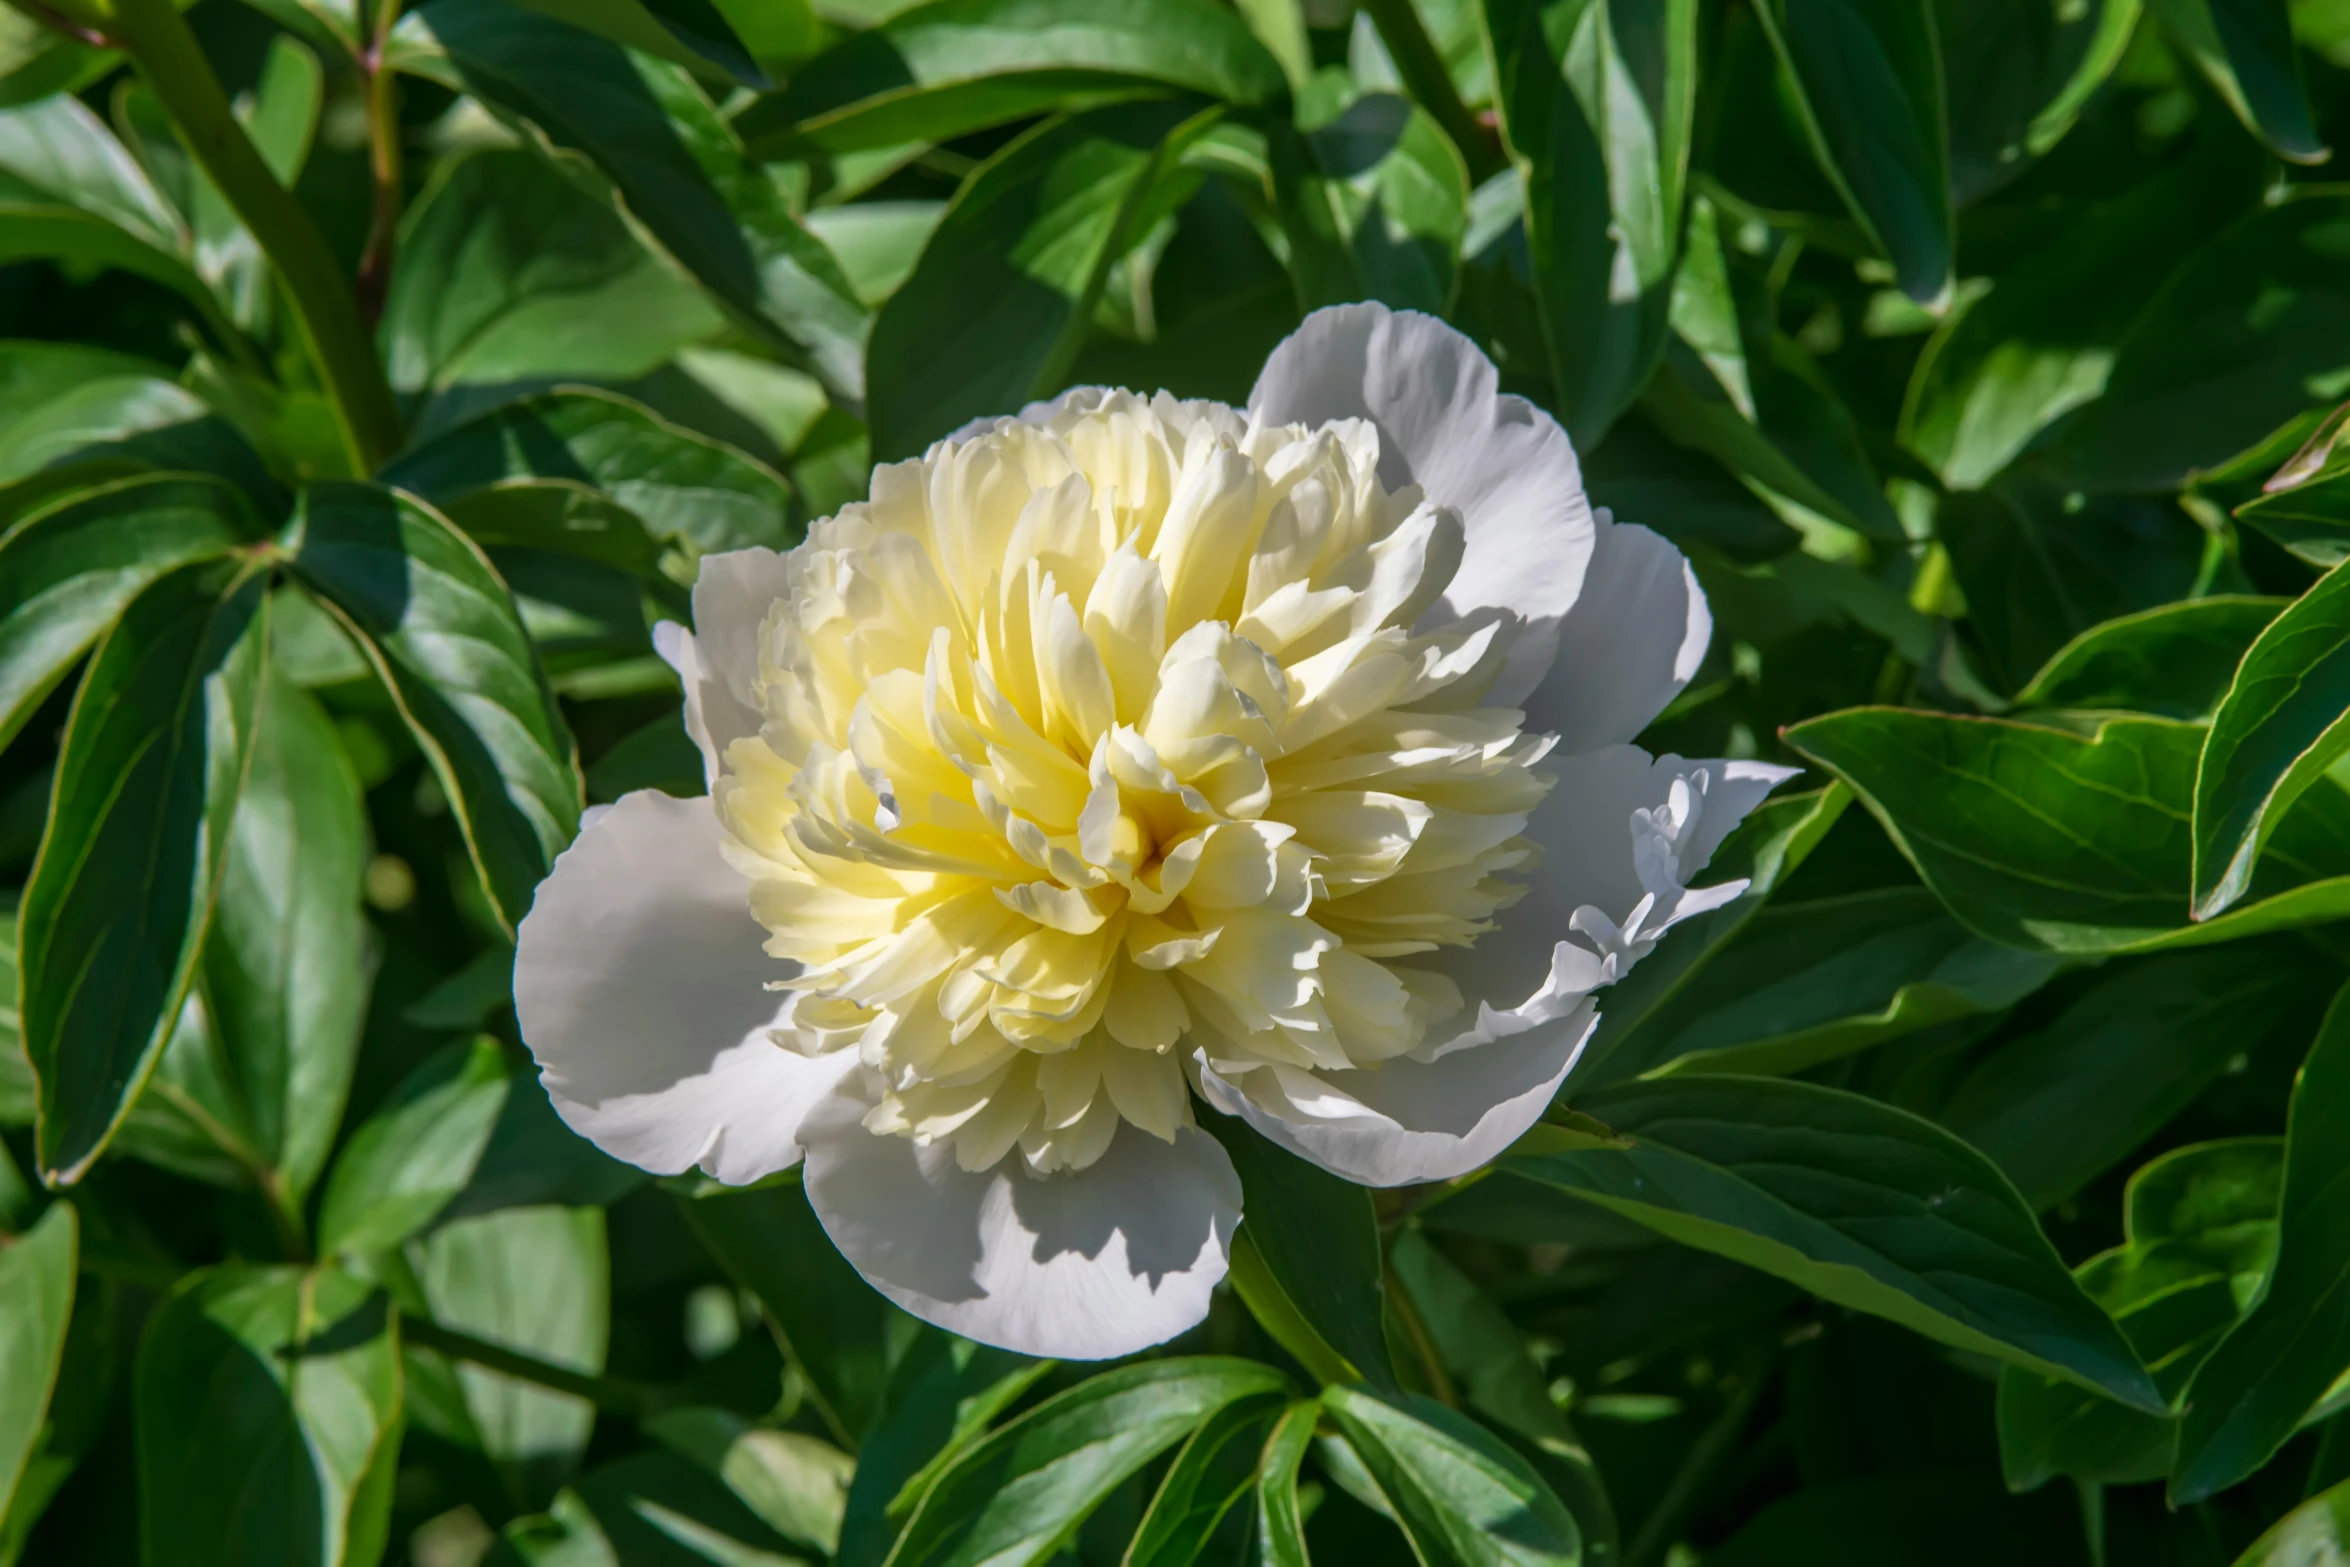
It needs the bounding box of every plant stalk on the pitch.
[403,1314,661,1418]
[108,0,403,473]
[1361,0,1501,181]
[354,0,404,327]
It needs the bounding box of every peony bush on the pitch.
[5,0,2350,1562]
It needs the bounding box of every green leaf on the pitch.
[1123,1395,1284,1567]
[1274,90,1466,317]
[1254,1399,1316,1567]
[529,1449,811,1564]
[1937,0,2140,205]
[2015,597,2284,721]
[1937,478,2210,695]
[2045,195,2350,494]
[1627,886,2064,1082]
[645,1406,853,1553]
[1901,145,2256,490]
[866,99,1216,460]
[113,35,324,342]
[1387,1229,1619,1560]
[317,1037,512,1257]
[734,0,1286,157]
[0,93,245,342]
[2238,458,2350,569]
[135,1266,403,1567]
[803,201,946,308]
[1785,708,2350,955]
[382,147,724,410]
[1515,1073,2163,1411]
[18,553,269,1183]
[1752,0,1951,303]
[399,0,870,398]
[1701,1471,2087,1566]
[410,1205,610,1507]
[1569,783,1851,1089]
[833,1332,1044,1567]
[284,482,582,935]
[1209,1120,1395,1391]
[676,1177,893,1444]
[2194,561,2350,919]
[887,1358,1292,1567]
[0,1202,74,1526]
[190,671,368,1208]
[2229,1473,2350,1564]
[2146,0,2324,164]
[2175,982,2350,1500]
[508,0,770,86]
[0,908,25,1130]
[1320,1383,1583,1567]
[381,387,795,557]
[0,12,115,111]
[1582,409,1796,564]
[0,473,259,753]
[0,342,276,508]
[1996,1137,2281,1490]
[1940,945,2323,1209]
[1487,0,1697,444]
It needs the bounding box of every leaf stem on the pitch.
[403,1313,662,1418]
[1360,0,1501,181]
[354,0,404,328]
[79,1247,662,1419]
[1384,1259,1459,1408]
[108,0,404,473]
[1622,1363,1771,1567]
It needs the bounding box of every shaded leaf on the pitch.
[1123,1395,1284,1567]
[1517,1073,2162,1410]
[135,1266,403,1567]
[1940,945,2323,1209]
[1274,90,1467,317]
[1785,708,2350,954]
[18,554,268,1183]
[382,147,723,410]
[284,482,581,935]
[0,472,257,752]
[1210,1119,1394,1391]
[1321,1382,1583,1567]
[867,100,1216,459]
[317,1037,511,1257]
[1753,0,1951,302]
[0,1202,74,1526]
[645,1405,853,1553]
[1997,1138,2281,1490]
[2194,560,2350,918]
[382,387,794,557]
[888,1358,1291,1567]
[2146,0,2324,164]
[735,0,1285,157]
[400,0,869,398]
[2175,982,2350,1499]
[2014,597,2283,721]
[1487,0,1696,443]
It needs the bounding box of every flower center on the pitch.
[714,391,1555,1174]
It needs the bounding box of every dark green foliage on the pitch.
[2,0,2349,1561]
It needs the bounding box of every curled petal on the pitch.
[801,1083,1242,1358]
[1527,514,1712,753]
[1195,999,1598,1187]
[515,790,853,1186]
[1247,303,1595,706]
[655,547,792,784]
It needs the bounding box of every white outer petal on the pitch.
[1526,513,1712,753]
[1208,749,1793,1188]
[1195,999,1598,1187]
[655,547,791,783]
[514,790,853,1186]
[800,1084,1241,1359]
[1246,302,1595,707]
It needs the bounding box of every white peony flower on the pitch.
[513,304,1795,1358]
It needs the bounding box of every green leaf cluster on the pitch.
[6,0,2350,1561]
